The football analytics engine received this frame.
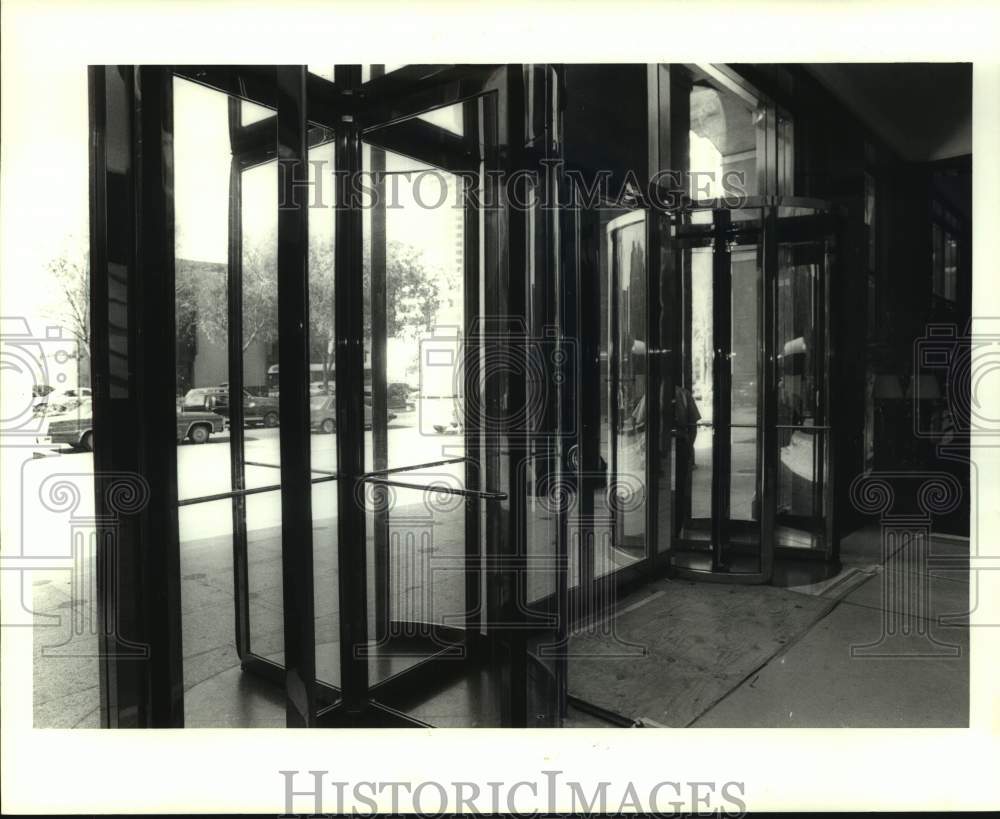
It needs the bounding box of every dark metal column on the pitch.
[369,64,390,643]
[576,205,600,619]
[333,64,369,716]
[500,64,529,727]
[88,65,184,727]
[226,97,251,660]
[462,98,483,639]
[711,209,733,570]
[276,65,317,726]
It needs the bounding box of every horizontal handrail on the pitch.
[244,459,337,476]
[361,475,506,501]
[177,473,338,507]
[361,456,467,478]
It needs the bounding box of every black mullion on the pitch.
[608,230,622,555]
[226,97,251,660]
[333,63,369,716]
[813,228,828,536]
[463,97,483,638]
[759,205,779,582]
[823,230,838,560]
[711,210,732,571]
[275,65,317,727]
[369,64,390,646]
[136,67,184,726]
[88,65,118,727]
[645,209,662,569]
[753,220,766,565]
[576,206,600,621]
[555,161,577,723]
[500,65,529,728]
[90,66,185,727]
[482,91,504,659]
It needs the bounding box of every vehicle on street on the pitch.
[309,395,394,433]
[181,386,280,427]
[47,401,224,451]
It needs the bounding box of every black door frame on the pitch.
[90,63,570,728]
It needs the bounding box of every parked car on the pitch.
[181,387,280,427]
[309,395,394,433]
[48,401,224,451]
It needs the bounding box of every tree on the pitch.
[308,235,442,388]
[175,239,279,355]
[176,229,443,392]
[45,253,90,360]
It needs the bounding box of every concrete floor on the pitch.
[567,525,968,728]
[32,520,969,728]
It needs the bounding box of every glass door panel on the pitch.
[596,209,647,580]
[668,200,836,582]
[670,206,766,580]
[774,207,832,556]
[688,245,714,525]
[360,99,477,700]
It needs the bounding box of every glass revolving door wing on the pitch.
[667,198,838,584]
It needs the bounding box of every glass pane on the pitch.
[688,246,713,524]
[174,77,232,499]
[417,102,464,136]
[776,246,819,424]
[307,65,335,82]
[173,77,241,724]
[611,213,646,566]
[307,137,339,688]
[246,490,284,662]
[312,480,339,687]
[361,138,469,684]
[241,99,273,126]
[730,247,759,522]
[525,176,557,605]
[775,222,827,552]
[595,209,645,580]
[239,148,284,660]
[688,66,759,201]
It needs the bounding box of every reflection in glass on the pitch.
[688,246,713,523]
[174,77,232,499]
[688,66,759,202]
[361,133,469,682]
[775,237,826,548]
[306,138,339,687]
[245,490,284,661]
[596,210,646,578]
[730,248,759,521]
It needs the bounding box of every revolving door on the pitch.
[581,198,838,593]
[666,198,838,583]
[88,66,839,729]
